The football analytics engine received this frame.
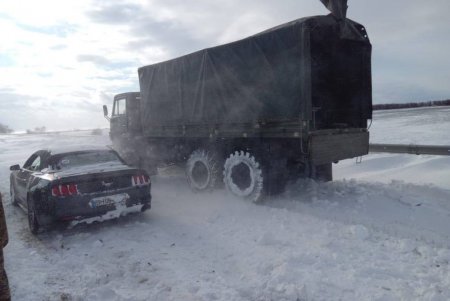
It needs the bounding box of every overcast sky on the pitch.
[1,0,449,131]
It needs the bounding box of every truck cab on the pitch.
[107,92,141,140]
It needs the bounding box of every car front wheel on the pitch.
[10,183,18,207]
[27,198,40,235]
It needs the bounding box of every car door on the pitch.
[16,152,43,205]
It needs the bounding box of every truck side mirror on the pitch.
[103,105,110,121]
[10,164,20,171]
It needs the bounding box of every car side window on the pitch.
[23,155,36,170]
[30,156,41,171]
[24,155,42,171]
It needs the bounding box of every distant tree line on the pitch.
[26,126,47,134]
[0,122,13,134]
[373,99,450,111]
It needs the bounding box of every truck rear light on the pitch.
[51,184,79,197]
[132,174,150,186]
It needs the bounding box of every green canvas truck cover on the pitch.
[138,14,372,133]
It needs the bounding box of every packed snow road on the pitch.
[1,107,450,300]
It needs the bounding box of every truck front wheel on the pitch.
[186,149,221,191]
[223,151,263,203]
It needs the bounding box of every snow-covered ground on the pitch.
[1,107,450,301]
[335,106,450,189]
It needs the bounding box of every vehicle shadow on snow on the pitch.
[265,178,365,207]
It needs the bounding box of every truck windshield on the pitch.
[113,98,126,115]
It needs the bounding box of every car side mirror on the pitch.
[10,164,20,171]
[103,105,110,121]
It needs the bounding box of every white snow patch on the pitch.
[347,224,370,240]
[70,203,144,227]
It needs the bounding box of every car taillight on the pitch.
[51,184,79,197]
[132,174,150,186]
[51,186,61,197]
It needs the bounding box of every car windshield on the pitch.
[52,150,122,170]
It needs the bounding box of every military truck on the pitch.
[103,1,372,202]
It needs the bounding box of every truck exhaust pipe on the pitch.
[320,0,348,20]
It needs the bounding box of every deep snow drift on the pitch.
[0,107,449,300]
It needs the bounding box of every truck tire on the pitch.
[186,149,221,191]
[223,151,263,203]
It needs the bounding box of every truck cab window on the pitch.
[113,98,126,116]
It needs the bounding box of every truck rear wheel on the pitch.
[186,149,221,191]
[223,151,263,203]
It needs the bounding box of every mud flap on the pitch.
[309,130,369,165]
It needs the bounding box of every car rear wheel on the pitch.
[27,198,40,235]
[10,183,18,207]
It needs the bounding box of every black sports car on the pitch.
[10,146,151,234]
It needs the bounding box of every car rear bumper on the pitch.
[39,186,151,224]
[69,202,148,227]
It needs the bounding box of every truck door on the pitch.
[111,96,128,136]
[126,94,142,134]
